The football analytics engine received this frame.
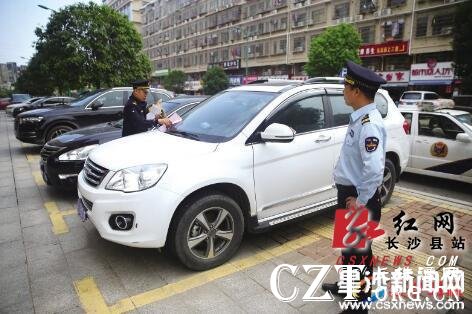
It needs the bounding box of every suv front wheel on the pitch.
[46,125,74,142]
[170,193,244,270]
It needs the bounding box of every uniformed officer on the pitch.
[122,79,172,137]
[322,61,387,311]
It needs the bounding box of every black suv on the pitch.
[14,87,173,145]
[12,96,75,117]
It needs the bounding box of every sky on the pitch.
[0,0,101,66]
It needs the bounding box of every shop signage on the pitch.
[229,75,243,86]
[376,70,410,83]
[184,80,202,91]
[209,59,240,70]
[359,41,409,57]
[410,61,454,81]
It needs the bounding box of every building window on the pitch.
[292,12,307,28]
[359,26,375,44]
[334,2,350,20]
[416,16,428,37]
[311,7,326,25]
[359,0,376,14]
[432,14,454,36]
[383,19,404,41]
[293,37,305,53]
[387,0,406,7]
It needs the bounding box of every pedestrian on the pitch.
[322,61,387,313]
[122,79,172,137]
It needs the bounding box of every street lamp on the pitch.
[37,4,57,13]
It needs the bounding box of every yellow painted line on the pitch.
[44,202,73,234]
[26,154,40,163]
[74,277,111,314]
[76,233,320,313]
[32,171,45,186]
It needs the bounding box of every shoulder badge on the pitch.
[361,114,370,125]
[365,137,379,152]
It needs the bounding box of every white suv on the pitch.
[78,82,409,270]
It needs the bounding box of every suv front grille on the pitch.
[83,159,108,187]
[40,144,64,161]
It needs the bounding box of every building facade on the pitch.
[141,0,462,97]
[103,0,149,33]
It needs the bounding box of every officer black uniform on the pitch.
[122,79,157,137]
[322,61,387,312]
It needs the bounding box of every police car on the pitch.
[400,106,472,184]
[77,81,409,270]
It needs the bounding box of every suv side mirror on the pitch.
[260,123,295,143]
[91,101,103,110]
[456,133,471,143]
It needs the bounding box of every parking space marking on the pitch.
[74,277,111,314]
[75,233,321,313]
[44,201,75,234]
[26,153,40,163]
[32,170,46,186]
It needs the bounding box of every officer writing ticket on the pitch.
[158,112,182,132]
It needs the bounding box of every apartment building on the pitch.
[103,0,149,33]
[141,0,462,97]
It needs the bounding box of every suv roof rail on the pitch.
[303,77,345,84]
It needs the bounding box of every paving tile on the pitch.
[0,220,21,243]
[0,195,17,209]
[2,299,35,314]
[32,290,80,314]
[28,255,69,282]
[0,239,26,269]
[0,264,31,308]
[25,242,64,263]
[22,223,58,248]
[237,289,298,314]
[214,271,266,300]
[20,209,51,228]
[0,206,19,225]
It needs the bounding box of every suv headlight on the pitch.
[58,145,98,161]
[19,116,43,123]
[106,164,167,192]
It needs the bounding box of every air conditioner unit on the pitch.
[382,8,392,16]
[357,15,363,21]
[335,18,341,24]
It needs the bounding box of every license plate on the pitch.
[77,199,88,222]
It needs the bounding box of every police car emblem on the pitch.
[365,137,379,152]
[430,141,448,157]
[349,129,354,137]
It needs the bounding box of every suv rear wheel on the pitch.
[46,125,73,142]
[170,193,244,270]
[380,159,396,206]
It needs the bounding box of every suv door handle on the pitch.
[315,135,331,143]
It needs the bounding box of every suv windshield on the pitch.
[69,90,103,107]
[456,113,472,126]
[402,92,422,100]
[167,91,277,143]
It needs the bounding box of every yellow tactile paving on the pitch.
[32,170,45,186]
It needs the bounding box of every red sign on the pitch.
[359,41,409,57]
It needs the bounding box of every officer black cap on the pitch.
[344,61,386,91]
[132,79,150,89]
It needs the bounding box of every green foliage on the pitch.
[452,1,472,93]
[202,67,229,95]
[32,2,151,92]
[15,53,55,95]
[0,87,10,98]
[305,24,361,77]
[163,70,186,93]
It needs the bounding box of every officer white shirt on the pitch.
[333,103,387,205]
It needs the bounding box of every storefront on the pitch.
[409,60,454,98]
[376,70,410,102]
[359,40,409,72]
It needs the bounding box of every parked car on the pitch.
[40,96,207,188]
[77,82,409,270]
[12,96,74,117]
[399,91,454,110]
[14,87,173,145]
[6,97,45,115]
[400,107,472,183]
[10,93,31,104]
[0,98,11,110]
[453,95,472,114]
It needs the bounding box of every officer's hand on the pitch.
[346,196,363,210]
[158,118,172,128]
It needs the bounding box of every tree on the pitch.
[452,1,472,94]
[34,2,151,92]
[202,67,229,95]
[305,24,361,77]
[15,53,55,95]
[163,70,186,94]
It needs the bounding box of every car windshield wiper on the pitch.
[167,129,200,141]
